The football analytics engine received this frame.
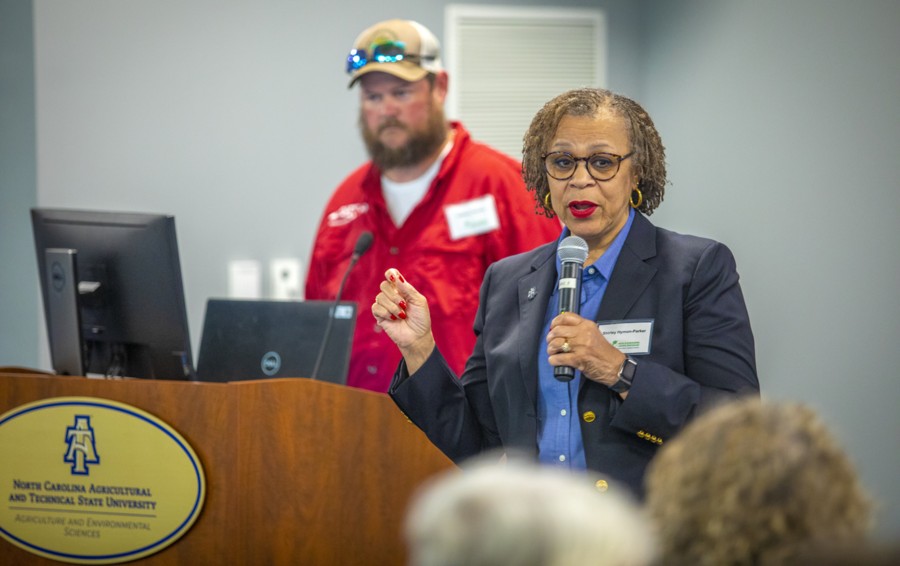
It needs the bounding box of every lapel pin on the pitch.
[527,287,537,300]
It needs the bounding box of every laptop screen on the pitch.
[196,299,357,384]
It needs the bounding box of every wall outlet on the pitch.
[270,258,303,300]
[228,260,262,299]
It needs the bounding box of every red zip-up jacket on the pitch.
[305,122,561,392]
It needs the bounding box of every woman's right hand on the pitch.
[372,268,435,374]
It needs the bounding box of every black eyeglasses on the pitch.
[542,151,634,182]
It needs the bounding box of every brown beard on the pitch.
[360,104,449,171]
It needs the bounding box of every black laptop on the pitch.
[196,299,357,384]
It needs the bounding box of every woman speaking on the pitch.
[372,88,759,496]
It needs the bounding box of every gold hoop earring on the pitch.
[543,191,552,209]
[630,186,643,209]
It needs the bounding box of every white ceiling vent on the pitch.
[445,5,606,158]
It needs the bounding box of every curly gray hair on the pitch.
[645,398,872,565]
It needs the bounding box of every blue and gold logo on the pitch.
[64,415,100,475]
[0,397,206,564]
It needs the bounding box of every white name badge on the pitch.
[598,319,654,355]
[444,195,500,240]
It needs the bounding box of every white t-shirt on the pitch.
[382,141,454,227]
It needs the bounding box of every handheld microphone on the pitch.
[310,231,373,380]
[554,235,589,382]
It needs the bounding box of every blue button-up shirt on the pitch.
[536,208,635,469]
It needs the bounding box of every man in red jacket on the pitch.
[305,19,560,392]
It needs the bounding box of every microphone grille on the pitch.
[557,236,589,265]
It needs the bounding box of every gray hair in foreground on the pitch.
[405,456,656,566]
[645,398,872,565]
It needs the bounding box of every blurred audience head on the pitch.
[645,398,872,565]
[405,456,656,566]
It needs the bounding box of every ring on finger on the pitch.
[561,341,571,354]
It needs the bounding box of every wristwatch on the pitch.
[610,356,637,394]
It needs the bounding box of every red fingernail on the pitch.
[390,314,397,321]
[399,275,406,283]
[398,311,407,320]
[390,275,396,282]
[399,301,407,311]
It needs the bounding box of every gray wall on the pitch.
[0,0,38,368]
[640,0,900,540]
[26,0,633,362]
[1,0,897,539]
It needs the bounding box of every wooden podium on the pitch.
[0,371,454,565]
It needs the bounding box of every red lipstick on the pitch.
[568,201,598,218]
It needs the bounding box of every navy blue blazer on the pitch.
[390,212,759,496]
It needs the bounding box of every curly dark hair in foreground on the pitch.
[522,88,667,218]
[645,398,872,566]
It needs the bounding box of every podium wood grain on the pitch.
[0,372,454,565]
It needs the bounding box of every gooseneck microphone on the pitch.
[554,235,589,382]
[310,231,373,380]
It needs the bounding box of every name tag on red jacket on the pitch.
[444,195,500,240]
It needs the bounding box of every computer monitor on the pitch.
[31,208,195,380]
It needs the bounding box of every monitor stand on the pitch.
[44,248,85,376]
